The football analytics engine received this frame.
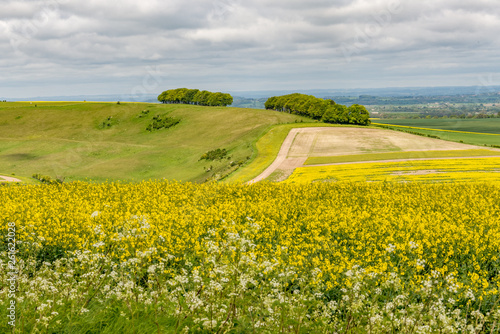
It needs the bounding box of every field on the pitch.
[304,149,500,165]
[283,127,488,157]
[1,102,500,333]
[287,157,500,183]
[236,125,499,183]
[1,181,500,333]
[372,118,500,134]
[0,102,309,182]
[372,119,500,147]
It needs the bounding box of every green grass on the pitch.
[305,149,500,165]
[0,102,310,182]
[373,118,500,134]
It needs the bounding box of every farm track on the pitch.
[248,127,499,183]
[0,175,22,182]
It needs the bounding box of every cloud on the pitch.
[1,0,500,98]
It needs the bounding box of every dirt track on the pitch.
[0,175,22,182]
[248,127,498,183]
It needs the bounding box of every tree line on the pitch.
[265,93,371,125]
[158,88,233,107]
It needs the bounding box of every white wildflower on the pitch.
[409,241,419,249]
[92,241,105,248]
[416,259,426,269]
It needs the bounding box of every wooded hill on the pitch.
[265,93,371,125]
[158,88,233,107]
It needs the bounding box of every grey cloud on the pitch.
[1,0,500,98]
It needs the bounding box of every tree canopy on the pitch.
[158,88,233,107]
[265,93,370,125]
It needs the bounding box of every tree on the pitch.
[321,106,338,123]
[347,104,371,125]
[158,89,233,107]
[264,93,370,125]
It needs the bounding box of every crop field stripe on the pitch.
[286,157,500,183]
[304,149,500,165]
[373,122,500,136]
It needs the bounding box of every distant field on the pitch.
[284,127,481,157]
[373,124,500,147]
[0,101,309,182]
[372,119,500,147]
[233,125,494,183]
[286,157,500,183]
[372,118,500,134]
[304,149,500,165]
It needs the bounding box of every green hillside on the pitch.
[0,102,311,182]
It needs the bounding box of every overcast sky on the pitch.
[1,0,500,98]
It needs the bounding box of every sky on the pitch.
[1,0,500,99]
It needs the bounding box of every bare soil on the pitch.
[249,127,496,183]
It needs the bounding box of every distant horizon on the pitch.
[3,84,500,102]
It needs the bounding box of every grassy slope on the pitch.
[0,102,309,182]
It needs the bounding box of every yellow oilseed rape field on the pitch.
[1,181,500,333]
[287,157,500,184]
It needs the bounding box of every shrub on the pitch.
[199,148,229,161]
[137,110,150,118]
[32,173,62,185]
[146,114,180,131]
[100,116,117,129]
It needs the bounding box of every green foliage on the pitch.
[100,116,118,129]
[346,104,370,125]
[158,88,233,107]
[32,173,63,184]
[136,110,150,118]
[265,93,371,125]
[145,114,180,132]
[199,148,229,161]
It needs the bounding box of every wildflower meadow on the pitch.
[1,181,499,333]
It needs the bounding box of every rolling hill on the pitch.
[0,102,311,182]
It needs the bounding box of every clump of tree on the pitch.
[158,88,233,107]
[265,93,370,125]
[146,114,180,132]
[199,148,229,161]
